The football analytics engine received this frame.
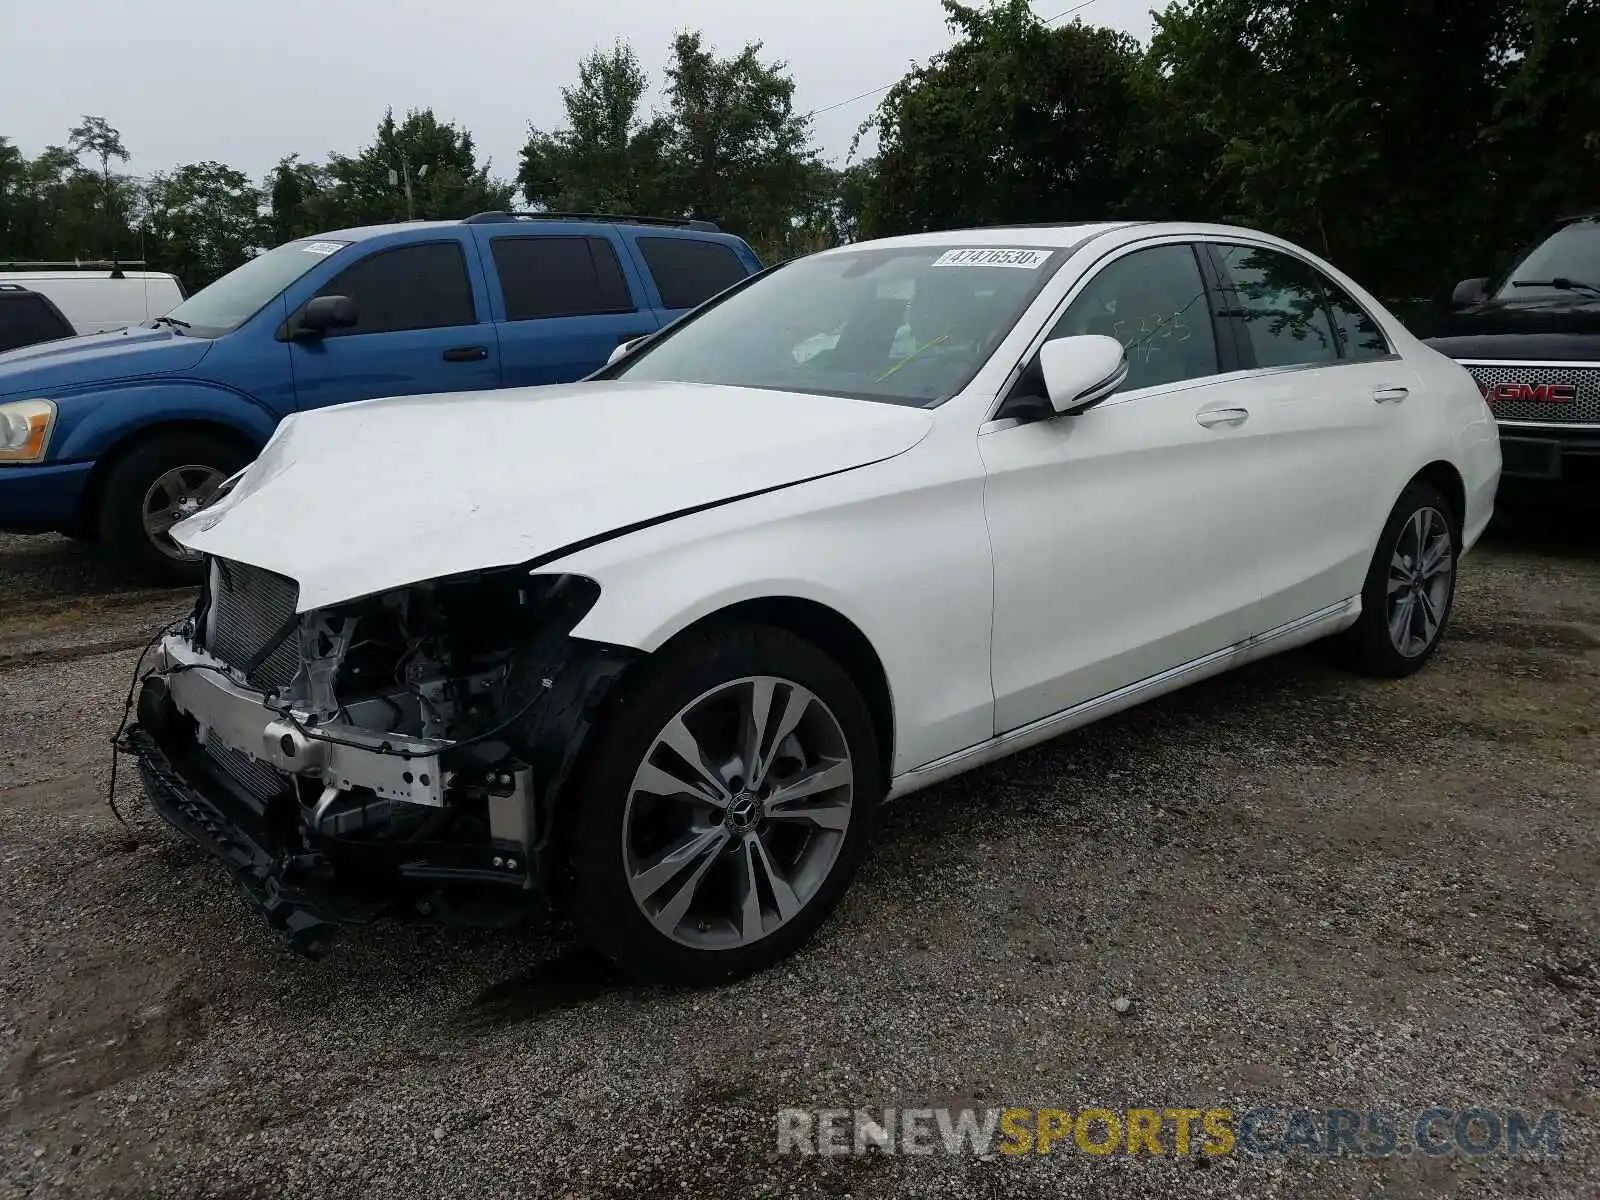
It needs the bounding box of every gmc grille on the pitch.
[201,557,302,690]
[1464,363,1600,425]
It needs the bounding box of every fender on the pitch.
[547,438,998,776]
[50,382,284,463]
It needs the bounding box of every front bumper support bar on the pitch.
[156,634,452,807]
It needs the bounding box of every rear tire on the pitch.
[95,432,246,586]
[563,624,881,987]
[1335,481,1460,678]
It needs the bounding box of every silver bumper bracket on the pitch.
[156,634,451,807]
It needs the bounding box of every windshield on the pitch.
[612,245,1061,405]
[1495,218,1600,301]
[159,239,351,335]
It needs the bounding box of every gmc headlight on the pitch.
[0,399,56,464]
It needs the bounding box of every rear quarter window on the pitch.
[636,237,750,310]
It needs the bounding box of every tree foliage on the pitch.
[4,5,1599,308]
[143,162,267,290]
[271,107,515,236]
[520,32,831,260]
[519,41,673,215]
[859,1,1155,234]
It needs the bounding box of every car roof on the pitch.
[813,223,1141,254]
[0,270,178,281]
[309,219,468,242]
[310,215,741,243]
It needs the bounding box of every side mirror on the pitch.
[296,294,358,338]
[606,335,646,367]
[1450,278,1490,309]
[1038,334,1129,415]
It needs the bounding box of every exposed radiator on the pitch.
[201,557,302,690]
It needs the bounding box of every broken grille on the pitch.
[201,735,289,805]
[202,557,302,690]
[1463,362,1600,424]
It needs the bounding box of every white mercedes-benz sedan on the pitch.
[124,221,1501,983]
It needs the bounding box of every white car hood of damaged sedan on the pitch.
[172,380,935,613]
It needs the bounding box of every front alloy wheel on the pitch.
[96,431,247,585]
[623,676,855,950]
[142,463,227,562]
[565,625,880,986]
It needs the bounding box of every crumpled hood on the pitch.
[174,381,934,612]
[0,327,212,397]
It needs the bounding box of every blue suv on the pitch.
[0,212,762,581]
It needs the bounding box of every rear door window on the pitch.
[1213,244,1340,369]
[636,237,749,310]
[0,292,74,352]
[490,236,635,320]
[314,241,477,336]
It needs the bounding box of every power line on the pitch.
[804,0,1101,120]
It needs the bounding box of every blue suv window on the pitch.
[315,241,476,336]
[0,291,73,352]
[636,237,748,309]
[491,236,634,320]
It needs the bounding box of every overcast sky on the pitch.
[2,0,1157,186]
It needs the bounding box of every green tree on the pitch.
[315,107,515,228]
[1150,0,1515,301]
[0,139,135,263]
[857,1,1155,237]
[519,41,673,214]
[67,115,137,255]
[657,31,827,256]
[142,161,267,291]
[267,153,333,243]
[1483,0,1600,254]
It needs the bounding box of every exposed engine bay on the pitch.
[124,556,635,954]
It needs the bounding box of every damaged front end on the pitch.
[122,556,636,957]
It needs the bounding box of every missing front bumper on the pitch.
[124,670,546,958]
[123,624,639,958]
[124,720,359,956]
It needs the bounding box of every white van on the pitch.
[0,266,185,334]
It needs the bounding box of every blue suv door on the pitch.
[286,237,500,410]
[473,229,661,387]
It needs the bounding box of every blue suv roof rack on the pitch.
[461,210,721,233]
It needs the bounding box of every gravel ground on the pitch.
[1,523,1597,1200]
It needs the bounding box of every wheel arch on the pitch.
[1410,459,1467,531]
[651,596,897,793]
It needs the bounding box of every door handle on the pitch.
[1372,386,1409,404]
[1196,407,1250,429]
[442,346,489,363]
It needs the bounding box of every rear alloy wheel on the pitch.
[1385,505,1455,659]
[1337,481,1460,678]
[565,626,880,986]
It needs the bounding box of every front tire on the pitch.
[1336,481,1460,678]
[564,624,881,987]
[95,433,246,586]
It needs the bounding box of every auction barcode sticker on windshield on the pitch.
[932,248,1052,269]
[299,241,346,256]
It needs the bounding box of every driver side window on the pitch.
[1048,244,1221,393]
[313,242,477,337]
